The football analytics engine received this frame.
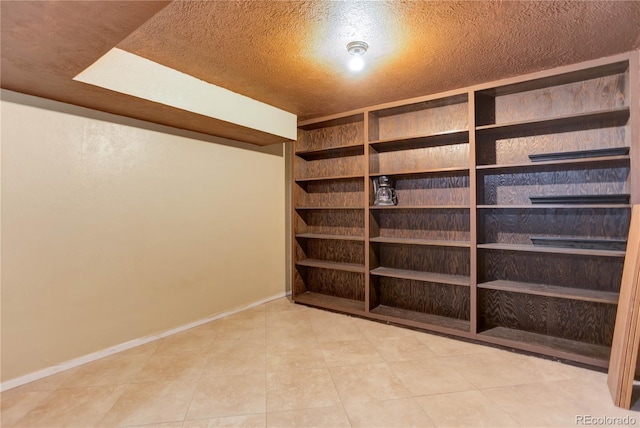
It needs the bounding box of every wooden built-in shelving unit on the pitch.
[291,51,639,368]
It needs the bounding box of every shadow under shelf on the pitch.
[529,194,630,205]
[530,236,627,251]
[528,146,629,162]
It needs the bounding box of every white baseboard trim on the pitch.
[1,291,289,392]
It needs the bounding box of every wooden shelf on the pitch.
[298,113,364,130]
[476,155,630,172]
[479,327,610,367]
[475,107,630,135]
[370,236,470,248]
[294,291,365,316]
[370,305,470,332]
[295,143,364,160]
[295,206,364,210]
[370,267,470,287]
[293,56,635,370]
[478,280,619,304]
[370,205,469,210]
[369,166,469,178]
[295,259,365,273]
[478,61,628,97]
[295,174,364,183]
[477,243,625,258]
[295,233,365,242]
[369,130,468,152]
[477,204,631,210]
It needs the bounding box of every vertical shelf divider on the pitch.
[468,89,478,337]
[364,111,372,313]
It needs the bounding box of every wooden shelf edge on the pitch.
[477,243,626,258]
[295,174,364,182]
[295,143,365,160]
[478,327,610,368]
[370,205,470,210]
[295,233,365,242]
[370,267,470,287]
[370,305,470,333]
[368,129,469,149]
[295,259,366,273]
[370,166,469,177]
[476,155,630,172]
[295,206,364,210]
[369,237,471,248]
[478,280,619,304]
[476,107,630,133]
[293,292,365,315]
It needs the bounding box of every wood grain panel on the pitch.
[295,209,364,236]
[479,166,629,205]
[295,239,364,265]
[549,299,617,346]
[494,73,627,124]
[376,243,470,276]
[479,289,549,335]
[368,111,380,142]
[294,154,364,179]
[376,102,468,140]
[479,289,616,346]
[299,268,365,301]
[371,143,469,174]
[297,121,364,152]
[293,268,307,296]
[371,173,470,206]
[479,249,624,292]
[479,207,631,244]
[372,208,470,241]
[377,277,470,320]
[477,125,628,166]
[294,179,363,208]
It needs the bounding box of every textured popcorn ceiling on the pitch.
[3,0,640,142]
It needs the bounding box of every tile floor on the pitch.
[2,297,640,427]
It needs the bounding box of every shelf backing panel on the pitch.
[478,249,624,293]
[479,289,617,347]
[478,207,631,244]
[372,276,470,321]
[294,178,364,208]
[295,239,364,265]
[478,166,630,206]
[371,208,470,242]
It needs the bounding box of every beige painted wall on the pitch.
[0,90,287,382]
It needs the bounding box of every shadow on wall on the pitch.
[0,89,284,157]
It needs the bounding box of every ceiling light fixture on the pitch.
[347,41,368,72]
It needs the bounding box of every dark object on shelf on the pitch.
[529,194,631,205]
[373,175,398,206]
[528,147,630,162]
[530,236,628,251]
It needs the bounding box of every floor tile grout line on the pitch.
[304,305,354,427]
[474,387,526,427]
[179,317,223,425]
